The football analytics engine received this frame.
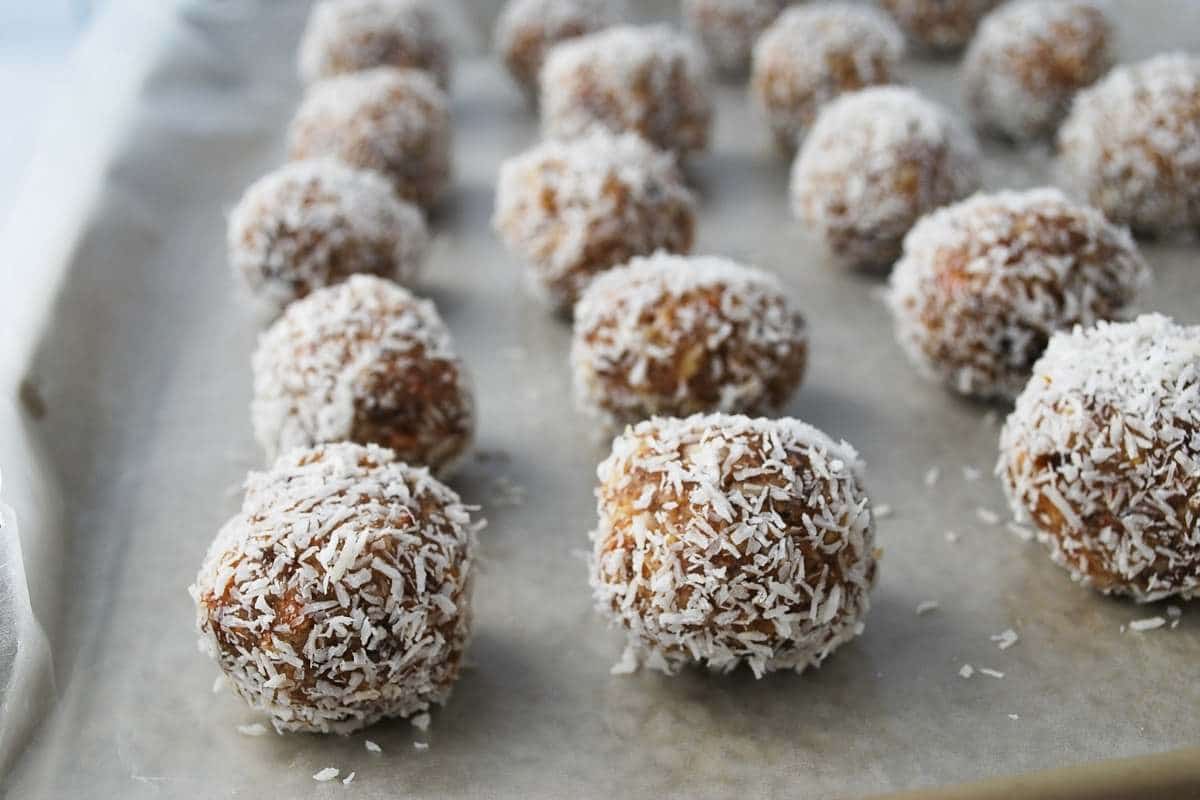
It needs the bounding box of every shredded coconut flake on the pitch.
[991,628,1019,650]
[1129,616,1166,632]
[959,664,975,679]
[1006,522,1035,542]
[236,723,268,737]
[313,767,340,782]
[365,740,382,754]
[915,600,939,616]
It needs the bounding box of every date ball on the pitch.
[683,0,789,76]
[228,160,428,316]
[288,67,451,208]
[751,3,905,152]
[571,253,807,430]
[791,86,981,270]
[888,189,1149,400]
[298,0,451,89]
[963,0,1112,142]
[999,315,1200,602]
[494,0,623,102]
[1058,53,1200,235]
[251,274,473,475]
[191,442,480,733]
[878,0,1001,52]
[540,24,713,155]
[590,413,877,677]
[493,130,696,311]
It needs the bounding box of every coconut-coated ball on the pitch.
[590,413,877,677]
[298,0,452,89]
[790,86,981,270]
[1057,53,1200,235]
[288,67,452,208]
[751,3,905,152]
[493,130,696,311]
[494,0,623,101]
[251,275,473,475]
[571,253,807,430]
[228,160,428,316]
[539,24,713,155]
[682,0,790,76]
[878,0,1001,52]
[191,442,481,733]
[999,315,1200,602]
[963,0,1112,142]
[888,188,1150,399]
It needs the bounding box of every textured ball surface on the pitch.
[683,0,790,75]
[228,160,428,315]
[252,275,473,474]
[191,442,480,733]
[590,413,877,677]
[963,0,1112,141]
[999,315,1200,602]
[1058,53,1200,234]
[298,0,452,89]
[571,253,807,430]
[879,0,1000,51]
[494,0,622,101]
[888,189,1149,399]
[539,24,713,155]
[791,86,980,270]
[493,130,696,311]
[752,3,904,152]
[288,67,452,208]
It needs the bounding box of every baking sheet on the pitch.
[2,1,1199,797]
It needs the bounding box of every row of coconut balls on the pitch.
[190,308,1200,737]
[189,0,1200,736]
[233,0,1200,324]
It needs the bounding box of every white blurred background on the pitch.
[0,1,103,220]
